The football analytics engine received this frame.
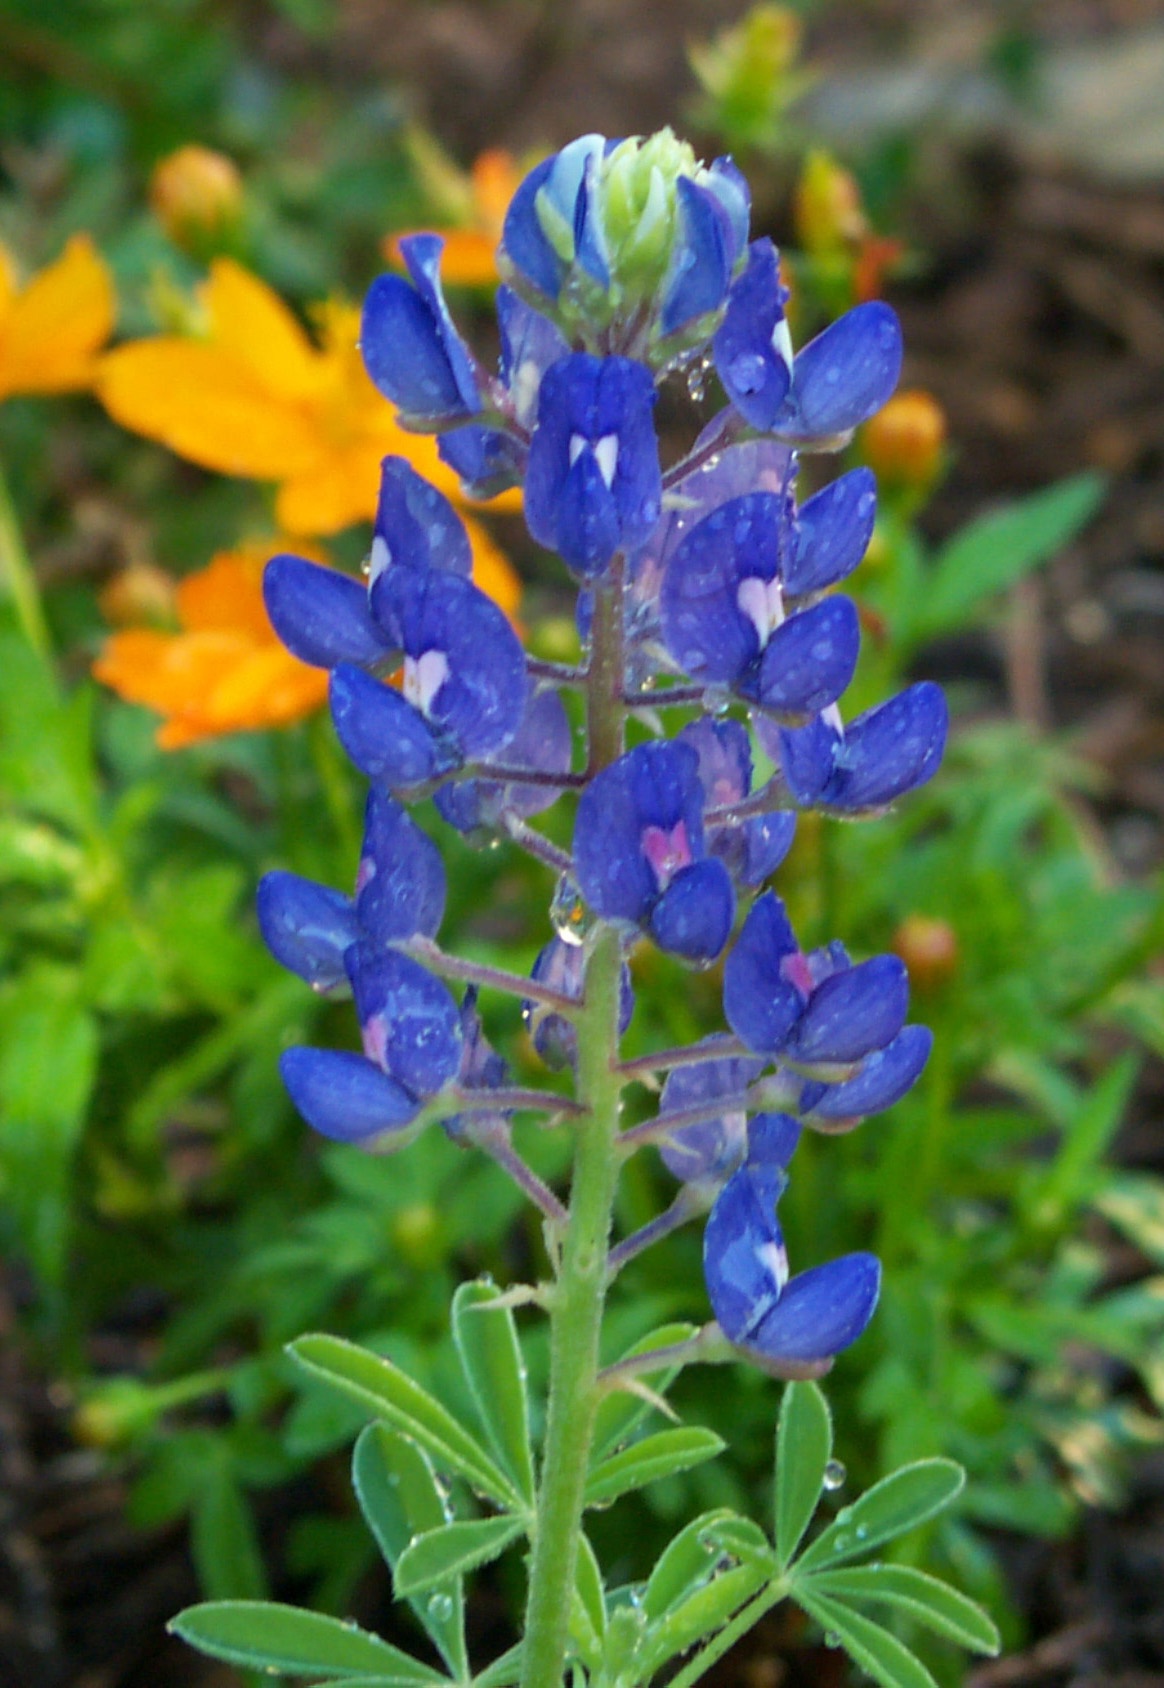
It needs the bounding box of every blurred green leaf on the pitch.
[393,1517,525,1598]
[584,1427,725,1509]
[452,1280,535,1506]
[804,1564,1000,1653]
[795,1589,939,1688]
[169,1600,444,1681]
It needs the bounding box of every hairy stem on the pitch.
[520,565,626,1688]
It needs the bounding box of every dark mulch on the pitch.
[3,5,1163,1685]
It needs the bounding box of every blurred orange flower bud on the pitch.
[98,561,178,628]
[793,150,867,255]
[859,389,947,491]
[892,915,959,990]
[149,145,243,252]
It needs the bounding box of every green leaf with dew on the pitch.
[774,1380,831,1570]
[803,1564,1000,1653]
[795,1459,964,1573]
[289,1335,518,1506]
[796,1589,939,1688]
[393,1517,526,1598]
[584,1426,725,1508]
[452,1280,535,1505]
[169,1601,446,1681]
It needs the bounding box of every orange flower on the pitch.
[384,149,520,287]
[94,539,331,748]
[95,521,521,750]
[0,234,116,401]
[95,258,521,537]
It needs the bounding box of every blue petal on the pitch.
[775,683,947,813]
[711,240,792,431]
[723,892,806,1055]
[659,492,787,684]
[361,274,460,417]
[525,354,660,577]
[649,857,735,962]
[497,286,571,427]
[500,156,565,300]
[660,175,732,335]
[659,1035,765,1185]
[800,1024,933,1124]
[398,234,481,411]
[752,596,860,718]
[329,664,452,787]
[790,955,909,1065]
[680,715,752,808]
[784,469,877,597]
[746,1110,803,1171]
[438,425,521,499]
[370,569,528,759]
[703,157,751,262]
[748,1253,880,1363]
[346,943,462,1097]
[787,302,902,438]
[373,457,471,580]
[574,741,706,927]
[257,871,358,991]
[356,790,446,942]
[737,810,798,886]
[280,1047,419,1143]
[526,937,633,1070]
[263,554,390,669]
[703,1156,788,1343]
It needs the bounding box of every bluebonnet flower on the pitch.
[677,717,795,888]
[713,238,903,446]
[435,686,572,836]
[659,490,859,718]
[703,1114,880,1371]
[761,682,948,815]
[574,741,735,962]
[798,1024,934,1132]
[723,892,909,1071]
[524,354,661,577]
[362,234,482,426]
[330,567,527,789]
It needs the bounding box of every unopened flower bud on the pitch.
[859,390,947,491]
[149,145,243,253]
[893,914,958,990]
[794,150,867,255]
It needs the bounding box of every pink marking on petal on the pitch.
[361,1014,390,1069]
[779,950,816,1000]
[641,820,693,891]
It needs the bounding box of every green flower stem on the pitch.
[520,564,627,1688]
[0,453,50,656]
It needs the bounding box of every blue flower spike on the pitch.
[704,1115,880,1373]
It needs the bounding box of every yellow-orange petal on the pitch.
[97,338,322,479]
[461,512,522,624]
[176,548,274,642]
[0,242,15,324]
[201,643,329,734]
[94,627,247,714]
[0,235,115,399]
[470,150,519,238]
[202,258,325,402]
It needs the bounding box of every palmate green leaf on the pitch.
[452,1280,535,1505]
[803,1565,1000,1654]
[796,1590,938,1688]
[584,1426,725,1508]
[644,1510,775,1621]
[774,1381,831,1570]
[908,471,1106,643]
[640,1561,773,1680]
[795,1460,964,1573]
[591,1323,699,1458]
[394,1517,526,1597]
[289,1335,518,1507]
[352,1426,467,1680]
[169,1600,446,1682]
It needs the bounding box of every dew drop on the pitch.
[855,1523,867,1540]
[427,1592,455,1623]
[822,1459,846,1490]
[824,1631,841,1648]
